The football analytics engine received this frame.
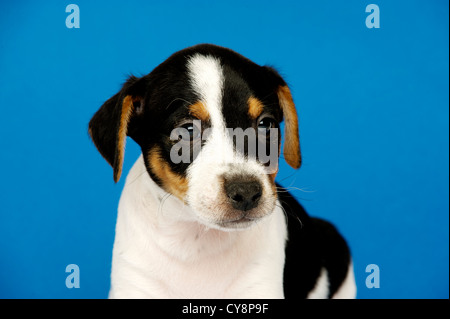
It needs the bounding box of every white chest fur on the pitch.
[108,156,287,299]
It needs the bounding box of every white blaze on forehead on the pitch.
[185,54,231,224]
[186,54,235,164]
[184,54,274,228]
[187,54,225,131]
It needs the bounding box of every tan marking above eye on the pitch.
[189,101,210,121]
[248,96,264,119]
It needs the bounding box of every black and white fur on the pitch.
[88,44,356,298]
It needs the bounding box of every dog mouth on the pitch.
[191,196,275,231]
[218,213,260,227]
[217,218,259,230]
[212,203,274,230]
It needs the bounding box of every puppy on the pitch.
[88,44,356,298]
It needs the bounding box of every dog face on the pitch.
[89,44,301,230]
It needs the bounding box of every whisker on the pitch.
[275,201,303,229]
[258,91,277,104]
[275,202,290,228]
[158,192,173,216]
[276,185,316,194]
[166,97,194,110]
[125,169,147,186]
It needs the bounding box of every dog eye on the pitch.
[177,121,201,142]
[258,117,276,133]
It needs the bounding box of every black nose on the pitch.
[224,179,262,211]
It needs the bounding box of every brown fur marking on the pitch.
[189,101,210,121]
[114,95,135,182]
[248,96,264,119]
[147,146,189,201]
[277,85,301,169]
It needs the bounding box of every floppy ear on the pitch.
[277,85,302,169]
[262,66,301,169]
[88,76,145,182]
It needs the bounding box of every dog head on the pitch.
[89,44,301,230]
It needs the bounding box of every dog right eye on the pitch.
[175,121,201,142]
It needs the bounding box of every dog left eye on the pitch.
[176,121,201,142]
[258,117,276,133]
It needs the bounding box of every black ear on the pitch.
[88,76,145,182]
[263,66,302,169]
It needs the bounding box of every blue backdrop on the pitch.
[0,0,448,299]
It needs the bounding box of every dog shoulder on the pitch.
[277,184,355,299]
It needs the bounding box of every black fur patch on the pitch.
[277,183,352,298]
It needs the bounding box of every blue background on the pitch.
[0,0,448,299]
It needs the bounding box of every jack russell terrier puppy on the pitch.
[88,44,356,299]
